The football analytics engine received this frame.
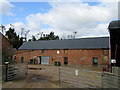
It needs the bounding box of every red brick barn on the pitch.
[15,37,109,66]
[0,32,15,64]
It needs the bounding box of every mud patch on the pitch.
[31,75,51,82]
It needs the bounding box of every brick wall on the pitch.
[2,34,12,53]
[15,49,109,66]
[1,34,13,63]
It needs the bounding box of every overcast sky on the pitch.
[0,0,119,39]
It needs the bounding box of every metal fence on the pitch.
[2,63,28,82]
[2,64,120,88]
[7,63,28,81]
[102,72,120,88]
[59,67,102,88]
[1,65,6,82]
[0,65,2,82]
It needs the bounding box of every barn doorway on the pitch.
[64,57,68,65]
[30,59,33,64]
[21,57,24,63]
[29,59,37,64]
[41,56,49,65]
[37,56,49,65]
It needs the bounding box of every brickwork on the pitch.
[15,49,109,66]
[1,33,13,64]
[2,34,12,53]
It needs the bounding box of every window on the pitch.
[103,50,109,55]
[41,50,44,54]
[103,56,108,61]
[64,57,68,65]
[64,49,68,54]
[103,50,109,61]
[93,57,98,65]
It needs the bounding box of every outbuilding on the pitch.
[108,20,120,67]
[14,37,109,66]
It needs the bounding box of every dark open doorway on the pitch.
[64,57,68,65]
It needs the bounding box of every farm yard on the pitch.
[2,64,106,88]
[2,65,67,88]
[1,0,120,89]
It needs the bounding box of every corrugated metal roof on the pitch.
[108,20,120,29]
[19,37,109,50]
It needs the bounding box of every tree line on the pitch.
[29,31,59,41]
[3,27,59,49]
[1,25,77,49]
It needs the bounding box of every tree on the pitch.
[39,31,59,40]
[32,35,36,41]
[73,31,77,39]
[0,24,6,34]
[28,39,32,42]
[5,28,23,49]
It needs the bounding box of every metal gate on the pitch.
[102,72,120,88]
[59,67,102,88]
[7,63,27,81]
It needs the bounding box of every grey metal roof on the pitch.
[108,20,120,29]
[19,37,109,50]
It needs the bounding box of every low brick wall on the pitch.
[102,72,120,88]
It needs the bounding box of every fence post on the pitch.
[5,64,8,82]
[101,72,103,88]
[118,75,120,88]
[59,67,61,83]
[26,64,28,75]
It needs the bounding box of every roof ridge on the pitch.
[26,37,109,43]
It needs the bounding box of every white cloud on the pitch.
[6,1,118,39]
[0,0,14,16]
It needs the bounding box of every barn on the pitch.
[14,37,109,66]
